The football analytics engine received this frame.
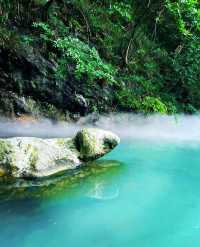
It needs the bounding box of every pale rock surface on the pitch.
[0,128,120,178]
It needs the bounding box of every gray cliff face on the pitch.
[0,45,114,119]
[0,128,120,178]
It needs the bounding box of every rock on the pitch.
[0,45,115,119]
[73,93,88,116]
[74,128,120,162]
[74,94,88,109]
[0,128,120,178]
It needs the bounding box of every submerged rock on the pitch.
[0,160,123,201]
[0,128,120,178]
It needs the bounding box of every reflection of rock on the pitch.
[87,182,119,200]
[0,160,123,201]
[86,160,121,200]
[0,128,120,178]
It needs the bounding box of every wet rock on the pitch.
[0,128,120,178]
[74,128,120,161]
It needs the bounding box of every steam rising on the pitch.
[0,114,200,142]
[0,118,79,138]
[91,114,200,141]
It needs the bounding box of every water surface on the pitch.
[1,137,200,247]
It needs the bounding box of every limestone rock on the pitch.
[0,128,120,178]
[74,128,120,161]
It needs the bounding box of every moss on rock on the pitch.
[28,146,39,171]
[74,128,120,162]
[0,140,14,176]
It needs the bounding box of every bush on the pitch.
[54,37,117,84]
[115,87,171,114]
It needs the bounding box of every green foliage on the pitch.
[141,96,168,114]
[115,88,140,111]
[115,88,168,114]
[55,58,68,80]
[166,0,200,36]
[33,19,117,84]
[108,2,133,22]
[34,0,49,6]
[0,0,200,115]
[33,22,55,41]
[174,37,200,108]
[21,35,35,46]
[54,37,117,84]
[0,27,21,50]
[0,0,38,27]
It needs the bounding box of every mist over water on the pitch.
[1,114,200,247]
[1,114,200,142]
[92,114,200,142]
[0,117,80,138]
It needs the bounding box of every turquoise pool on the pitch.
[1,139,200,247]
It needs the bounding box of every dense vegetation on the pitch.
[0,0,199,119]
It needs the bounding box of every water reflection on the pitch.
[0,159,125,202]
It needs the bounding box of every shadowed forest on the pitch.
[0,0,199,120]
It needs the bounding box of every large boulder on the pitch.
[0,128,120,178]
[74,128,120,161]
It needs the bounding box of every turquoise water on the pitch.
[1,139,200,247]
